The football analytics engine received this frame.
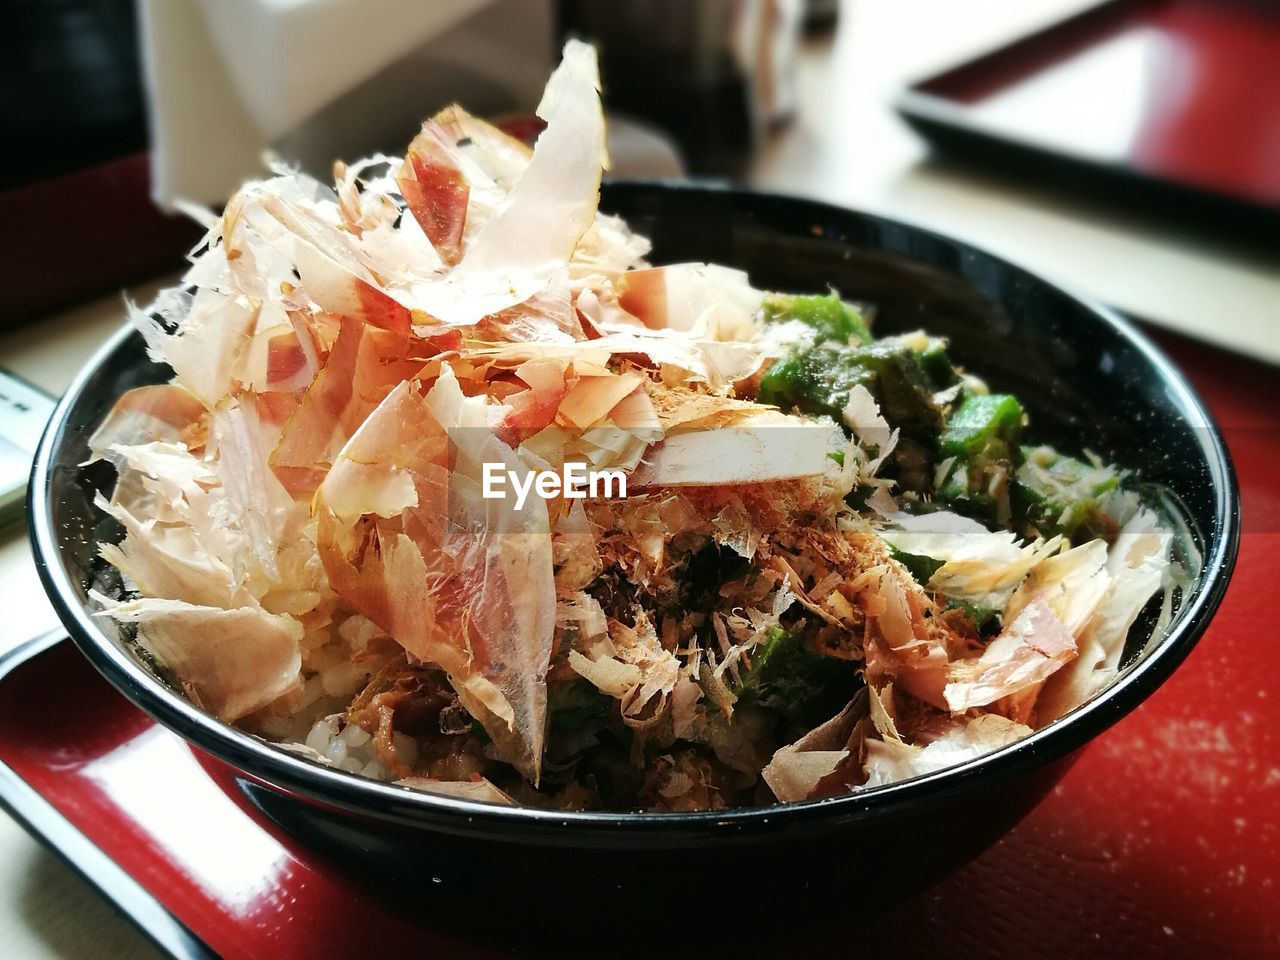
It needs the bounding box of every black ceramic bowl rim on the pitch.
[29,183,1239,848]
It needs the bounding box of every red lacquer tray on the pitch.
[3,330,1277,959]
[897,0,1280,234]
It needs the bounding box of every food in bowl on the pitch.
[87,42,1183,812]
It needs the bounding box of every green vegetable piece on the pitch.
[1013,445,1120,539]
[732,627,850,727]
[542,676,624,762]
[939,393,1025,461]
[945,596,998,631]
[932,393,1024,528]
[889,546,997,630]
[888,545,944,586]
[917,341,959,391]
[935,463,1002,528]
[762,293,872,345]
[547,676,612,736]
[758,345,874,422]
[758,340,942,436]
[855,341,946,436]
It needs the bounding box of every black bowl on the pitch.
[29,183,1238,942]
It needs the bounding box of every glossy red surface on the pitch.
[920,0,1280,207]
[2,328,1276,958]
[0,152,201,326]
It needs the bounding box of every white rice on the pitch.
[292,713,419,781]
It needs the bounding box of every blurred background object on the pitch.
[1,0,145,190]
[0,0,1276,351]
[0,370,53,531]
[140,0,552,207]
[746,0,1279,363]
[0,0,559,328]
[0,0,199,326]
[897,0,1280,241]
[559,0,803,175]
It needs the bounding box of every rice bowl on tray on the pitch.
[63,42,1208,815]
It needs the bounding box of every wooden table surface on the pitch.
[0,1,1273,957]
